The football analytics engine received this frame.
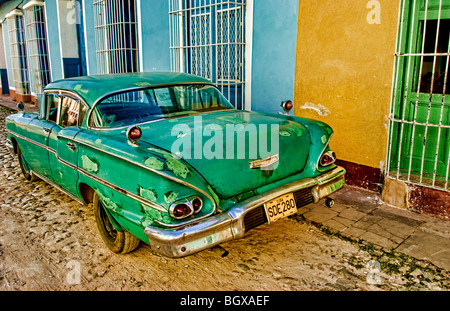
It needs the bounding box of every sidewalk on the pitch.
[300,185,450,271]
[1,94,449,272]
[0,94,38,113]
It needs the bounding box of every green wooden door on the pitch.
[389,0,450,187]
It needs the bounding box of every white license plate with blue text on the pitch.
[264,193,297,223]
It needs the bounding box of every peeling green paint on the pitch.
[164,154,190,178]
[134,81,152,87]
[97,190,119,212]
[164,191,178,204]
[205,124,224,131]
[139,187,157,201]
[81,155,99,173]
[147,148,190,178]
[144,157,164,171]
[288,122,305,137]
[217,116,246,124]
[279,130,292,137]
[141,204,172,227]
[73,83,89,94]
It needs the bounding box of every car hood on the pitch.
[137,110,311,199]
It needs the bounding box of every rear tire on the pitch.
[93,192,140,254]
[17,146,37,182]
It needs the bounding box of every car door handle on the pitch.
[43,127,51,134]
[66,142,77,152]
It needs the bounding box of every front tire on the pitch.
[17,145,37,182]
[93,192,140,254]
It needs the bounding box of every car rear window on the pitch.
[89,84,234,128]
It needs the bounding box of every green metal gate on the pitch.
[387,0,450,191]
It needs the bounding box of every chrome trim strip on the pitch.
[30,170,84,205]
[73,138,218,214]
[7,129,217,221]
[7,129,169,213]
[144,166,346,258]
[7,129,49,150]
[44,89,88,106]
[316,133,334,173]
[78,167,168,213]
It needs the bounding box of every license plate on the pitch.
[264,193,297,223]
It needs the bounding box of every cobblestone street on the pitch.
[0,104,449,291]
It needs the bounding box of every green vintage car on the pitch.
[5,72,345,258]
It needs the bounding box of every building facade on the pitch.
[0,0,448,220]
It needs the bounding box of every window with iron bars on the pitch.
[24,1,51,94]
[93,0,139,74]
[6,10,30,95]
[169,0,246,109]
[387,0,450,191]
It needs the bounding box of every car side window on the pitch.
[45,94,88,127]
[60,97,80,127]
[60,96,89,128]
[46,94,60,123]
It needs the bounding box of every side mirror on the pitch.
[280,100,293,115]
[17,102,25,111]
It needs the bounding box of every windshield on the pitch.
[89,84,234,128]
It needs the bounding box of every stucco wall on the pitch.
[294,0,400,169]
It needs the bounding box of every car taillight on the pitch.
[191,197,203,214]
[320,151,336,166]
[126,125,142,144]
[281,100,294,114]
[169,196,203,220]
[170,203,192,219]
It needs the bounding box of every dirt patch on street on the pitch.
[0,106,448,291]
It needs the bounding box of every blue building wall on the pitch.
[43,0,63,81]
[1,20,12,93]
[140,0,171,72]
[82,0,97,75]
[250,0,299,114]
[0,0,299,114]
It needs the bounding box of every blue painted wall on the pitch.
[0,0,299,112]
[44,0,63,81]
[140,0,171,72]
[82,0,97,75]
[2,21,13,92]
[250,0,299,114]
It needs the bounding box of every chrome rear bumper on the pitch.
[144,166,346,258]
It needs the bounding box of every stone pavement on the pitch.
[1,94,449,273]
[299,186,450,272]
[0,94,38,113]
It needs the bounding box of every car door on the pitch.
[47,94,88,197]
[23,94,59,178]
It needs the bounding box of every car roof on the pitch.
[44,72,212,107]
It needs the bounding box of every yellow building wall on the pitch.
[294,0,400,169]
